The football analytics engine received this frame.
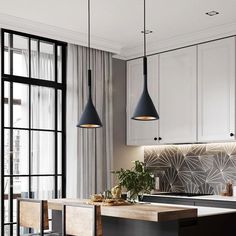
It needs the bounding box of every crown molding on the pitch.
[0,13,122,54]
[120,21,236,60]
[1,13,236,60]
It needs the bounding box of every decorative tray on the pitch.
[87,199,131,206]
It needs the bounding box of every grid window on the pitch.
[1,29,66,236]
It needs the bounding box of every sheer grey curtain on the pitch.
[23,50,55,198]
[67,44,113,198]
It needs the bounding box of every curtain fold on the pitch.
[23,50,56,198]
[67,44,113,198]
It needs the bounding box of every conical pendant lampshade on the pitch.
[77,97,102,128]
[77,0,102,128]
[132,58,159,120]
[132,0,159,121]
[77,70,102,128]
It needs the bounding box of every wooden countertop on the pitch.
[48,198,197,222]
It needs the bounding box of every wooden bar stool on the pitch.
[62,203,102,236]
[17,198,60,236]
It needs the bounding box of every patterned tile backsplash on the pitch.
[144,143,236,194]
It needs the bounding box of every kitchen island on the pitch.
[48,199,236,236]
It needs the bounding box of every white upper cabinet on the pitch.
[198,37,236,142]
[126,55,159,145]
[126,37,236,146]
[159,46,197,143]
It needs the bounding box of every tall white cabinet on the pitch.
[159,46,197,143]
[198,38,235,142]
[126,55,159,145]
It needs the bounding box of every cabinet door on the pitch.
[126,56,159,145]
[159,46,197,143]
[198,38,235,142]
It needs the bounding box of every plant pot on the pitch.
[126,191,144,203]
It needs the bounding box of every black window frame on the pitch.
[1,28,67,236]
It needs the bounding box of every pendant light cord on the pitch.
[144,0,146,57]
[143,0,148,85]
[88,0,92,97]
[88,0,91,70]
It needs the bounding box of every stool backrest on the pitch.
[62,203,102,236]
[17,198,49,233]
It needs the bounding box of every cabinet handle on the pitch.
[154,137,158,141]
[158,137,162,141]
[230,133,234,137]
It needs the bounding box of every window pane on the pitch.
[13,130,29,175]
[58,176,62,198]
[4,129,11,176]
[4,82,29,128]
[57,45,62,83]
[4,82,10,127]
[4,178,10,223]
[4,225,10,236]
[4,33,10,74]
[13,177,29,199]
[57,133,62,174]
[31,177,54,199]
[58,90,62,131]
[31,39,39,78]
[13,177,29,222]
[39,41,55,81]
[13,35,29,77]
[4,129,29,175]
[4,177,29,224]
[3,224,17,236]
[13,83,29,128]
[31,86,55,130]
[31,131,55,175]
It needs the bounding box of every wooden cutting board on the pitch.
[87,199,131,206]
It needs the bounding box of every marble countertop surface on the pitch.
[146,193,236,202]
[149,202,236,217]
[190,195,236,201]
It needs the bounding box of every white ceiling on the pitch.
[0,0,236,58]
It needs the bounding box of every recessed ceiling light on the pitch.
[206,11,219,16]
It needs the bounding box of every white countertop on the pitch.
[149,202,236,217]
[191,195,236,201]
[147,193,236,202]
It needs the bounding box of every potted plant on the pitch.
[112,161,155,202]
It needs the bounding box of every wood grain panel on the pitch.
[49,199,197,222]
[64,204,102,236]
[19,200,49,230]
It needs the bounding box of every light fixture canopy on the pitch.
[206,10,219,16]
[77,0,102,128]
[132,0,159,121]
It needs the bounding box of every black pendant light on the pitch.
[131,0,159,121]
[77,0,102,128]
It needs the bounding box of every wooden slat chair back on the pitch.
[17,198,49,236]
[62,203,102,236]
